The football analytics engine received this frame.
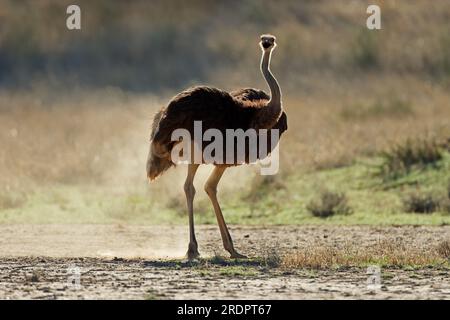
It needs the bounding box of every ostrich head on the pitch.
[260,34,276,51]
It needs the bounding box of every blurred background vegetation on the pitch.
[0,0,449,225]
[1,0,450,91]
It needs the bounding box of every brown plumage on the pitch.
[146,86,287,180]
[146,34,286,259]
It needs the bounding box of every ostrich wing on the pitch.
[231,88,286,132]
[230,88,270,102]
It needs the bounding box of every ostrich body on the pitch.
[147,35,287,259]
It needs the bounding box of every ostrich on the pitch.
[147,34,287,260]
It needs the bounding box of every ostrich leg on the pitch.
[205,166,247,259]
[184,164,200,260]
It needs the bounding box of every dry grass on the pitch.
[0,89,156,188]
[340,96,413,121]
[281,239,449,269]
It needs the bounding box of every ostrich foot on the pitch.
[186,250,200,260]
[230,251,248,259]
[186,243,200,261]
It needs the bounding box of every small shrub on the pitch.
[437,240,450,259]
[442,182,450,213]
[440,198,450,214]
[427,34,450,79]
[244,175,286,202]
[351,30,379,69]
[0,192,26,210]
[166,196,185,212]
[403,192,439,214]
[379,138,443,179]
[307,191,352,218]
[440,138,450,152]
[166,194,209,217]
[447,180,450,199]
[262,249,282,268]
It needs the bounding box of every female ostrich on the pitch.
[147,35,287,259]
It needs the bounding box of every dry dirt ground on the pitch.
[0,224,449,299]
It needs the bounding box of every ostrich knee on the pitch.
[204,183,216,197]
[184,181,196,200]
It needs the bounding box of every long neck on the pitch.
[255,48,283,129]
[261,49,281,110]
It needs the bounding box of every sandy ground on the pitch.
[0,224,449,299]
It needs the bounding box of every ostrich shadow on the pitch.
[142,255,280,269]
